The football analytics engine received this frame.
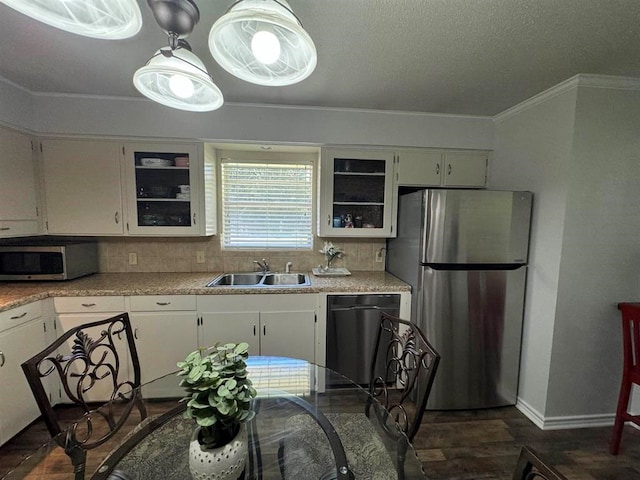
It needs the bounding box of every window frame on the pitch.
[217,150,317,251]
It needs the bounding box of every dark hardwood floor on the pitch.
[2,405,640,479]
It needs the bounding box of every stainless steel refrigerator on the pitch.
[386,189,533,409]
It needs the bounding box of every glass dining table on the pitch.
[3,356,426,480]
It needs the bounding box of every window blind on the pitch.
[221,159,313,249]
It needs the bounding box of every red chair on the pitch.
[610,303,640,454]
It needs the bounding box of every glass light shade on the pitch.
[133,47,224,112]
[0,0,142,39]
[209,0,317,86]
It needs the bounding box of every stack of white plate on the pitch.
[141,158,173,167]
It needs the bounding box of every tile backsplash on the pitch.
[98,236,386,273]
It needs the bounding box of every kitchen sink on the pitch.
[206,273,263,286]
[262,273,308,286]
[207,272,310,287]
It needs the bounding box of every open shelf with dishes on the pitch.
[124,143,203,235]
[319,148,396,237]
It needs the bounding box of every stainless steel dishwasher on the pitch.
[326,294,401,385]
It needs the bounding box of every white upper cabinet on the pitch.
[319,148,396,237]
[395,149,489,188]
[122,142,204,236]
[42,138,124,235]
[40,138,215,237]
[395,149,443,186]
[0,127,39,237]
[442,151,489,187]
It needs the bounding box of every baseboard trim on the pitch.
[516,398,615,430]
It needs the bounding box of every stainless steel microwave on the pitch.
[0,242,98,281]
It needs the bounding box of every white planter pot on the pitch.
[188,424,247,480]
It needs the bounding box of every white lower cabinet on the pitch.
[54,296,127,403]
[128,295,198,397]
[0,301,48,446]
[198,295,317,364]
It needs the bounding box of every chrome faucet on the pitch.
[285,261,293,273]
[253,258,270,274]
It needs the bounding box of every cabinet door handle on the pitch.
[263,325,266,336]
[0,352,4,367]
[193,213,196,225]
[114,211,119,224]
[327,214,331,226]
[156,302,171,306]
[81,303,96,308]
[448,164,452,175]
[134,328,139,340]
[436,163,440,175]
[10,312,27,320]
[253,325,256,336]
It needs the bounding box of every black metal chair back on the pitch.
[367,312,441,443]
[512,446,567,480]
[21,312,147,480]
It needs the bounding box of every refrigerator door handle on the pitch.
[424,263,525,271]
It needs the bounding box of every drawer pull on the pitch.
[0,227,10,231]
[81,303,97,308]
[10,312,28,320]
[0,352,4,367]
[156,302,171,306]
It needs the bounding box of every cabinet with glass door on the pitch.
[319,148,396,237]
[123,143,202,235]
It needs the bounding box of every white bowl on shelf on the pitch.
[141,158,173,167]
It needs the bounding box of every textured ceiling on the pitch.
[1,0,639,116]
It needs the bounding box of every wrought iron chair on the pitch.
[278,312,440,479]
[610,302,640,455]
[512,446,567,480]
[21,312,147,480]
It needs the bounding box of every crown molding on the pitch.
[494,74,640,124]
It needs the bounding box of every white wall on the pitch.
[493,77,640,426]
[546,86,640,418]
[0,78,34,132]
[492,87,577,419]
[27,92,494,150]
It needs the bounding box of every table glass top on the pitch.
[3,356,426,480]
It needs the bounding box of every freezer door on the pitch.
[418,266,527,409]
[423,190,532,264]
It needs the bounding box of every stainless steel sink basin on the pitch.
[206,273,263,286]
[207,272,310,287]
[262,273,309,286]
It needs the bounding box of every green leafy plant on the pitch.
[177,342,257,448]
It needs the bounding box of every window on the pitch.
[220,157,313,249]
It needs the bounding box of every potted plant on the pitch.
[177,342,257,480]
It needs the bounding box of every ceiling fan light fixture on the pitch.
[209,0,317,86]
[133,46,224,112]
[0,0,142,39]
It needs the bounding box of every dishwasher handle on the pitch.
[330,305,387,312]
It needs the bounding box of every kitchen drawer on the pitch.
[0,301,42,332]
[54,296,126,313]
[129,295,196,312]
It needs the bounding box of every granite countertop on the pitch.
[0,271,410,312]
